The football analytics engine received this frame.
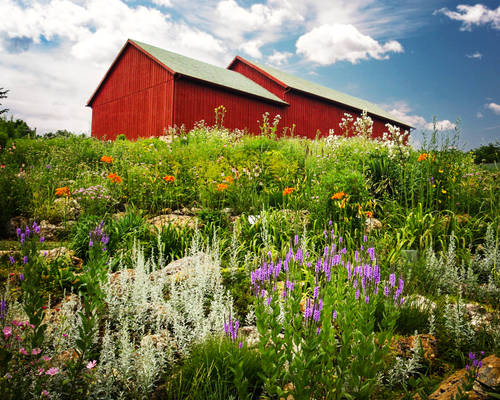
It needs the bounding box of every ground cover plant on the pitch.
[0,111,499,399]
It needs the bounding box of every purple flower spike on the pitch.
[25,227,30,238]
[20,233,25,244]
[333,310,337,319]
[16,228,21,237]
[89,239,93,248]
[389,273,396,287]
[23,256,28,264]
[384,286,389,297]
[365,296,369,304]
[316,327,321,335]
[355,290,360,300]
[9,256,15,264]
[19,273,24,281]
[294,235,299,246]
[239,341,243,349]
[40,236,45,243]
[363,235,368,242]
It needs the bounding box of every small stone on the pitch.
[428,355,500,400]
[148,214,199,230]
[365,217,382,232]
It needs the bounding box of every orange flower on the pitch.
[217,183,228,191]
[107,172,122,183]
[417,153,428,162]
[365,211,373,218]
[100,155,113,164]
[55,186,70,197]
[163,175,175,182]
[283,187,295,196]
[331,191,346,200]
[224,176,234,184]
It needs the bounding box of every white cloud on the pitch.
[152,0,172,7]
[267,50,293,66]
[296,24,403,65]
[385,101,456,131]
[425,120,456,131]
[486,102,500,115]
[434,4,500,31]
[466,51,482,59]
[476,111,483,118]
[239,40,264,59]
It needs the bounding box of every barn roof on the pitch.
[230,57,412,128]
[129,40,287,105]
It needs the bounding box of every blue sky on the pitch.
[0,0,499,149]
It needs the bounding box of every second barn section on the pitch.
[87,39,412,140]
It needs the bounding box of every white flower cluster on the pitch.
[381,123,411,160]
[353,110,373,139]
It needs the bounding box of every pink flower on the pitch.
[62,333,68,338]
[32,348,42,355]
[37,367,45,375]
[41,390,50,397]
[2,326,12,339]
[19,347,28,355]
[42,355,51,362]
[86,360,97,369]
[45,367,59,376]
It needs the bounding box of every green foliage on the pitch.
[162,336,264,400]
[472,142,500,164]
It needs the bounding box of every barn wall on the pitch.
[282,90,402,139]
[91,45,174,140]
[173,77,286,133]
[229,59,409,139]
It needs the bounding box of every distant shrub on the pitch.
[116,134,127,141]
[472,142,500,164]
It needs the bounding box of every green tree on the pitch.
[0,87,8,115]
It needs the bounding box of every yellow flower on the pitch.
[441,189,447,194]
[438,169,443,173]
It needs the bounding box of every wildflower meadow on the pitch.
[0,111,499,399]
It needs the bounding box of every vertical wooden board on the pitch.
[90,44,174,140]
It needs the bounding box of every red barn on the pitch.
[87,39,411,140]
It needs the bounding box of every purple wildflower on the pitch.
[333,310,337,319]
[389,273,396,287]
[16,228,21,237]
[316,327,321,335]
[313,308,321,322]
[355,290,360,300]
[365,296,369,304]
[20,233,25,244]
[294,235,299,246]
[9,255,15,264]
[40,236,45,243]
[313,285,319,299]
[363,235,367,242]
[23,256,28,264]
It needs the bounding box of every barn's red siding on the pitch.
[173,77,285,133]
[229,59,408,139]
[230,61,286,100]
[91,45,174,140]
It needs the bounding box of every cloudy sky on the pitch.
[0,0,499,148]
